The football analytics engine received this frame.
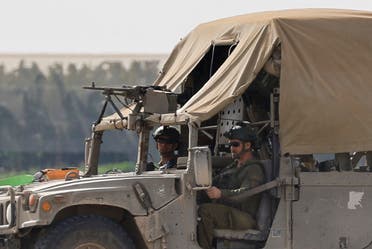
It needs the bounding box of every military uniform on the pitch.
[198,160,264,249]
[159,157,178,170]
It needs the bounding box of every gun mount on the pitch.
[84,83,178,127]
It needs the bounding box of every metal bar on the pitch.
[84,131,103,176]
[106,95,125,120]
[200,130,213,140]
[271,89,280,178]
[351,152,364,169]
[188,122,199,149]
[367,151,372,172]
[257,122,270,135]
[135,126,150,175]
[209,44,216,78]
[199,125,217,130]
[219,119,270,126]
[270,93,275,129]
[94,99,108,126]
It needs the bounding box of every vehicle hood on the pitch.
[21,172,181,211]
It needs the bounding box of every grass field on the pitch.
[0,161,136,179]
[97,161,135,174]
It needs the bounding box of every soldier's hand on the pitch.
[206,186,222,199]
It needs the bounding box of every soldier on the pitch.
[197,124,264,249]
[152,126,180,170]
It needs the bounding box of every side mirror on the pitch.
[190,146,212,190]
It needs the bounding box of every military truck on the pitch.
[1,8,372,249]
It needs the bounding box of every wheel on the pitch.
[33,215,135,249]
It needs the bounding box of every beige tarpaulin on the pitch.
[153,9,372,154]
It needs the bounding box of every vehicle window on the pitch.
[297,152,372,172]
[96,130,138,173]
[177,43,237,106]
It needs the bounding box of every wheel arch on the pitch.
[50,204,147,249]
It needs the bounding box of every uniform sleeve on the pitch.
[220,164,264,199]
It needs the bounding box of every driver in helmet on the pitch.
[152,126,180,170]
[197,123,264,249]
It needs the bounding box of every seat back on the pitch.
[260,159,273,183]
[255,159,274,234]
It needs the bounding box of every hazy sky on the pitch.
[1,0,372,54]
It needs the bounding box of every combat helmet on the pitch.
[153,126,180,144]
[223,122,257,143]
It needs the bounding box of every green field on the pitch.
[97,161,135,174]
[0,161,136,186]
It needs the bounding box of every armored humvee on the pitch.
[1,8,372,249]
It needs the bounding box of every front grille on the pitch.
[0,203,3,225]
[0,202,10,226]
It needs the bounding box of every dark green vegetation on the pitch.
[0,60,160,173]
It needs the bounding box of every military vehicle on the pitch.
[1,8,372,249]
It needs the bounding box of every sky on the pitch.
[1,0,372,54]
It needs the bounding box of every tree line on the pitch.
[0,59,160,173]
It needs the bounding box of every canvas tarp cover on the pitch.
[153,9,372,154]
[97,9,372,155]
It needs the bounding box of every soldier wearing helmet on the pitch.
[197,123,265,249]
[152,126,180,170]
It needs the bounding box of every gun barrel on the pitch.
[83,85,134,91]
[83,85,144,98]
[83,84,169,99]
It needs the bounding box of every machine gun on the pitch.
[83,83,178,126]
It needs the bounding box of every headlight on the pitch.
[6,203,13,224]
[28,194,39,212]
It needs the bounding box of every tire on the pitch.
[33,215,135,249]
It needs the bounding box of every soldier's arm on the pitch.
[220,165,264,199]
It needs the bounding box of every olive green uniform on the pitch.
[198,160,264,249]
